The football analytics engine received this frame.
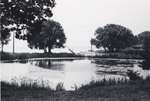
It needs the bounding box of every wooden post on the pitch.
[91,42,92,52]
[13,32,15,54]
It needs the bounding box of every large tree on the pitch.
[0,2,11,53]
[92,24,137,52]
[28,20,66,53]
[0,26,11,53]
[138,31,150,44]
[139,31,150,70]
[0,0,55,46]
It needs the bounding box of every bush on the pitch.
[56,83,65,91]
[0,52,15,60]
[127,70,142,81]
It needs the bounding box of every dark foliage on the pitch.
[140,36,150,70]
[0,26,11,52]
[28,20,66,53]
[0,52,78,60]
[92,24,137,52]
[0,0,55,45]
[127,70,141,81]
[138,31,150,44]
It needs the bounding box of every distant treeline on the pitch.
[90,25,150,69]
[91,24,150,53]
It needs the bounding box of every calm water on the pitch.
[0,58,150,90]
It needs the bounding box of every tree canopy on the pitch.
[139,31,150,70]
[92,24,137,52]
[140,36,150,70]
[28,20,66,53]
[138,31,150,44]
[0,0,55,40]
[0,26,11,52]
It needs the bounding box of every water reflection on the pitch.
[93,59,135,65]
[30,60,65,71]
[1,58,150,90]
[19,60,28,64]
[35,60,52,68]
[92,59,144,77]
[92,59,139,68]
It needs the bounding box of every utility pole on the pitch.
[13,32,15,54]
[90,38,93,52]
[91,42,92,52]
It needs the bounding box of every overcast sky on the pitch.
[3,0,150,53]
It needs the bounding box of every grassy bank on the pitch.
[0,51,143,61]
[90,52,143,59]
[0,52,82,61]
[1,77,150,101]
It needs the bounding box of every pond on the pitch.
[0,58,150,90]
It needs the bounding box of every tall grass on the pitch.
[1,80,53,91]
[78,78,127,90]
[56,83,65,91]
[78,75,150,91]
[1,76,150,101]
[1,75,150,92]
[1,78,67,92]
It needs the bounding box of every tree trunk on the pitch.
[44,47,47,53]
[1,44,4,53]
[108,47,114,52]
[48,60,51,66]
[104,47,107,52]
[48,36,52,54]
[48,46,52,54]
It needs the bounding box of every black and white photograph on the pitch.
[0,0,150,101]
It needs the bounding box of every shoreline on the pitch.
[1,52,143,61]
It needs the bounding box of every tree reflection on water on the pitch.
[30,59,74,71]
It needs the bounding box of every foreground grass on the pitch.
[1,77,150,101]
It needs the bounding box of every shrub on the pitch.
[56,83,65,91]
[127,70,142,81]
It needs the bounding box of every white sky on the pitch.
[3,0,150,53]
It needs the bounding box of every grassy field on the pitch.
[1,77,150,101]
